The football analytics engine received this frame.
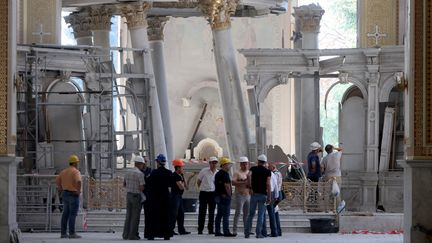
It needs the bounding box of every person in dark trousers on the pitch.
[141,156,152,238]
[56,155,82,239]
[214,157,236,237]
[122,156,145,240]
[170,159,191,236]
[307,142,322,182]
[197,156,218,235]
[145,154,172,241]
[244,154,272,239]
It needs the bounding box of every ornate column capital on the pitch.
[147,16,169,41]
[64,11,92,39]
[198,0,239,30]
[120,2,152,30]
[87,5,114,31]
[293,4,324,33]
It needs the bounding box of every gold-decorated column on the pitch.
[402,1,432,242]
[198,0,251,160]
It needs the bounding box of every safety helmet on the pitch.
[209,156,218,162]
[257,154,267,162]
[172,159,185,167]
[238,156,249,163]
[134,156,145,163]
[156,154,167,163]
[68,155,80,164]
[310,142,322,151]
[219,157,232,167]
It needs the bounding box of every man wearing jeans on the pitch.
[56,155,82,239]
[244,154,271,239]
[214,157,236,237]
[197,156,218,234]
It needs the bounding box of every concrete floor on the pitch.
[22,232,404,243]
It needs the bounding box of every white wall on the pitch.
[163,15,293,158]
[340,96,366,171]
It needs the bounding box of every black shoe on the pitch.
[208,231,214,235]
[164,236,170,240]
[172,232,178,235]
[198,231,203,235]
[215,232,224,237]
[179,231,191,235]
[147,237,154,240]
[224,233,236,237]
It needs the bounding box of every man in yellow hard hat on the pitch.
[56,154,82,239]
[214,157,236,237]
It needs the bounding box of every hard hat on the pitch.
[172,159,185,167]
[68,155,80,164]
[209,156,218,162]
[156,154,167,163]
[134,156,144,163]
[219,157,232,166]
[310,142,322,151]
[238,156,249,163]
[257,154,267,162]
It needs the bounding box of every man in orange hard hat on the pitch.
[56,155,82,239]
[170,159,191,236]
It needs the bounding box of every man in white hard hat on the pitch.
[122,155,145,240]
[232,156,251,236]
[307,142,322,182]
[197,156,219,235]
[244,154,271,239]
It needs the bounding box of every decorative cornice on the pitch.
[147,16,169,41]
[64,11,92,38]
[154,0,199,9]
[120,2,152,30]
[293,4,324,33]
[87,5,114,31]
[198,0,239,30]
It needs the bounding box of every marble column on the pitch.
[88,6,113,59]
[147,16,174,162]
[121,3,168,164]
[365,67,380,172]
[198,0,251,160]
[292,13,302,159]
[64,11,93,46]
[403,1,432,242]
[293,4,324,162]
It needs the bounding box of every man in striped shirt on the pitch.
[122,156,145,240]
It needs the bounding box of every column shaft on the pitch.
[148,17,174,162]
[122,4,168,163]
[403,0,432,242]
[293,4,324,162]
[212,28,250,159]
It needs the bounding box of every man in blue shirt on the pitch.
[307,142,322,182]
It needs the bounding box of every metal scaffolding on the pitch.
[16,45,153,178]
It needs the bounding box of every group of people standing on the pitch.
[306,142,344,210]
[197,155,284,239]
[122,154,191,240]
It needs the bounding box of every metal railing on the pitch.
[279,181,336,213]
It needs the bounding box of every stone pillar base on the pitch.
[0,157,22,243]
[402,160,432,243]
[0,224,22,243]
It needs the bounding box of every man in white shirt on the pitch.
[197,156,219,235]
[322,144,343,209]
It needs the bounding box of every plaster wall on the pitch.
[163,15,292,158]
